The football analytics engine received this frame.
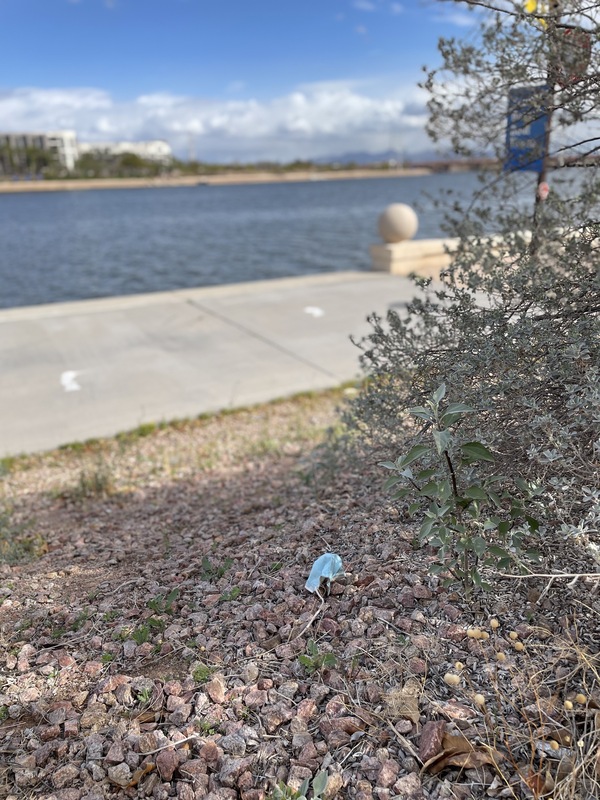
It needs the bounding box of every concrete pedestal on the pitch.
[370,238,459,279]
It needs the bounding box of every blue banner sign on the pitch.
[505,85,549,174]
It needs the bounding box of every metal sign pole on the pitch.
[531,0,561,249]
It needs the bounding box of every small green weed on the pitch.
[195,718,219,736]
[0,507,46,565]
[131,615,164,644]
[136,687,152,705]
[220,586,241,603]
[191,664,213,684]
[132,625,150,645]
[268,770,328,800]
[147,588,179,615]
[101,652,115,664]
[298,639,337,675]
[0,705,8,723]
[70,459,113,500]
[0,457,16,477]
[116,422,157,444]
[200,556,232,581]
[71,610,89,632]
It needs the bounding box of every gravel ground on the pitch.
[1,389,598,800]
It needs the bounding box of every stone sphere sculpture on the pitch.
[378,203,419,243]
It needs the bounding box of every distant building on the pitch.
[78,139,172,163]
[0,132,173,174]
[47,131,79,172]
[0,130,78,172]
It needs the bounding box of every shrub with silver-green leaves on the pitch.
[381,385,543,598]
[345,0,600,566]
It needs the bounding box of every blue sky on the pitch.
[0,0,478,161]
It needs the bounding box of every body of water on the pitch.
[1,171,502,309]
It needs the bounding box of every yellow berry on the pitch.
[444,673,461,687]
[509,631,518,640]
[454,661,464,671]
[549,740,559,751]
[575,693,587,705]
[473,693,486,707]
[514,642,525,652]
[564,700,574,710]
[467,628,480,638]
[497,652,507,662]
[480,631,490,640]
[490,618,500,630]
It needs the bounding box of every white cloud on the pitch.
[353,1,376,10]
[355,24,368,35]
[432,10,477,27]
[390,3,404,14]
[0,82,429,161]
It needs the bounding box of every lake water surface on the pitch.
[1,172,489,309]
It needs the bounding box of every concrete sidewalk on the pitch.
[0,271,417,456]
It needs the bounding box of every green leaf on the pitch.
[461,441,495,462]
[514,477,530,493]
[464,485,488,500]
[433,428,452,455]
[400,444,430,467]
[408,502,421,515]
[472,536,488,556]
[165,588,179,609]
[525,516,540,532]
[420,481,440,497]
[438,479,453,500]
[488,545,510,558]
[408,405,433,421]
[525,549,542,562]
[312,771,328,797]
[379,460,398,470]
[392,487,411,501]
[298,778,310,797]
[383,474,403,491]
[488,491,503,508]
[445,402,475,415]
[416,467,437,481]
[429,563,447,574]
[441,403,475,427]
[432,384,446,405]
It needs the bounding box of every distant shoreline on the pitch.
[0,167,434,194]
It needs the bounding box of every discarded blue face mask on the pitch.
[305,553,344,594]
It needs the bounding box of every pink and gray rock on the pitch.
[418,720,446,763]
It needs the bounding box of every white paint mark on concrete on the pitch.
[303,306,325,318]
[60,371,81,392]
